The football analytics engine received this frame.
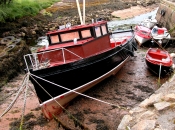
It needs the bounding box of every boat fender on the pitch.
[74,38,77,44]
[132,39,137,51]
[160,9,166,16]
[128,44,134,57]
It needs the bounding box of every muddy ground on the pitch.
[0,46,173,130]
[1,0,174,130]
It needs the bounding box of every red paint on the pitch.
[134,25,151,39]
[110,42,115,48]
[46,21,107,35]
[146,48,173,66]
[59,95,64,99]
[157,29,164,35]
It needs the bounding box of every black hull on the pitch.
[29,36,135,103]
[145,60,172,76]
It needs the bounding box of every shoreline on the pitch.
[111,4,159,20]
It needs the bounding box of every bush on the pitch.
[0,0,13,5]
[0,0,61,23]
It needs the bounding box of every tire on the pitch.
[4,44,16,52]
[7,38,21,46]
[0,36,15,45]
[0,51,7,58]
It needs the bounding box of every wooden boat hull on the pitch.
[134,25,151,46]
[135,34,150,46]
[151,26,171,45]
[39,56,130,119]
[29,34,135,119]
[145,48,173,76]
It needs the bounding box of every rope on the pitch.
[29,74,65,109]
[158,64,162,87]
[0,74,28,103]
[29,74,89,129]
[0,74,28,118]
[30,73,127,110]
[151,36,165,50]
[20,74,29,130]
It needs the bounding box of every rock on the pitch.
[21,32,26,37]
[49,27,55,31]
[131,120,156,130]
[154,101,171,111]
[129,106,146,114]
[117,115,132,130]
[139,110,155,119]
[32,30,36,35]
[139,93,163,108]
[164,93,175,102]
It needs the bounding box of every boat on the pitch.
[140,17,157,29]
[134,25,151,46]
[145,48,173,76]
[24,20,137,119]
[151,26,171,45]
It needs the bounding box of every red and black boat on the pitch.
[24,20,137,119]
[145,48,173,76]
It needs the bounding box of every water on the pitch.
[107,7,159,31]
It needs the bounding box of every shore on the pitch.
[111,4,158,19]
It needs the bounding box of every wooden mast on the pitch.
[76,0,83,25]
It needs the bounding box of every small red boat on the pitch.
[145,48,173,76]
[134,25,151,46]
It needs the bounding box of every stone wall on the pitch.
[156,0,175,37]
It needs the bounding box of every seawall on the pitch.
[156,0,175,37]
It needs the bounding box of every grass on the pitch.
[0,0,60,23]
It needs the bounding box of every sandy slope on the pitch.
[111,4,158,19]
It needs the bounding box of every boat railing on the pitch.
[24,47,83,72]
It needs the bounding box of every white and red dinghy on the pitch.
[134,25,151,46]
[151,26,171,45]
[140,18,157,29]
[145,48,173,76]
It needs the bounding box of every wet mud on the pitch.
[0,47,173,130]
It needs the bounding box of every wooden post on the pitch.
[83,0,85,24]
[76,0,83,25]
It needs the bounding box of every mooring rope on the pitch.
[20,74,29,130]
[29,74,89,129]
[29,74,65,110]
[0,73,29,118]
[30,73,127,110]
[0,74,28,103]
[158,63,162,87]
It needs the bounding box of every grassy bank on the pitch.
[0,0,60,23]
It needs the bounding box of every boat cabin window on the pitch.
[81,29,91,38]
[60,31,80,42]
[50,35,60,44]
[95,26,102,37]
[101,25,107,35]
